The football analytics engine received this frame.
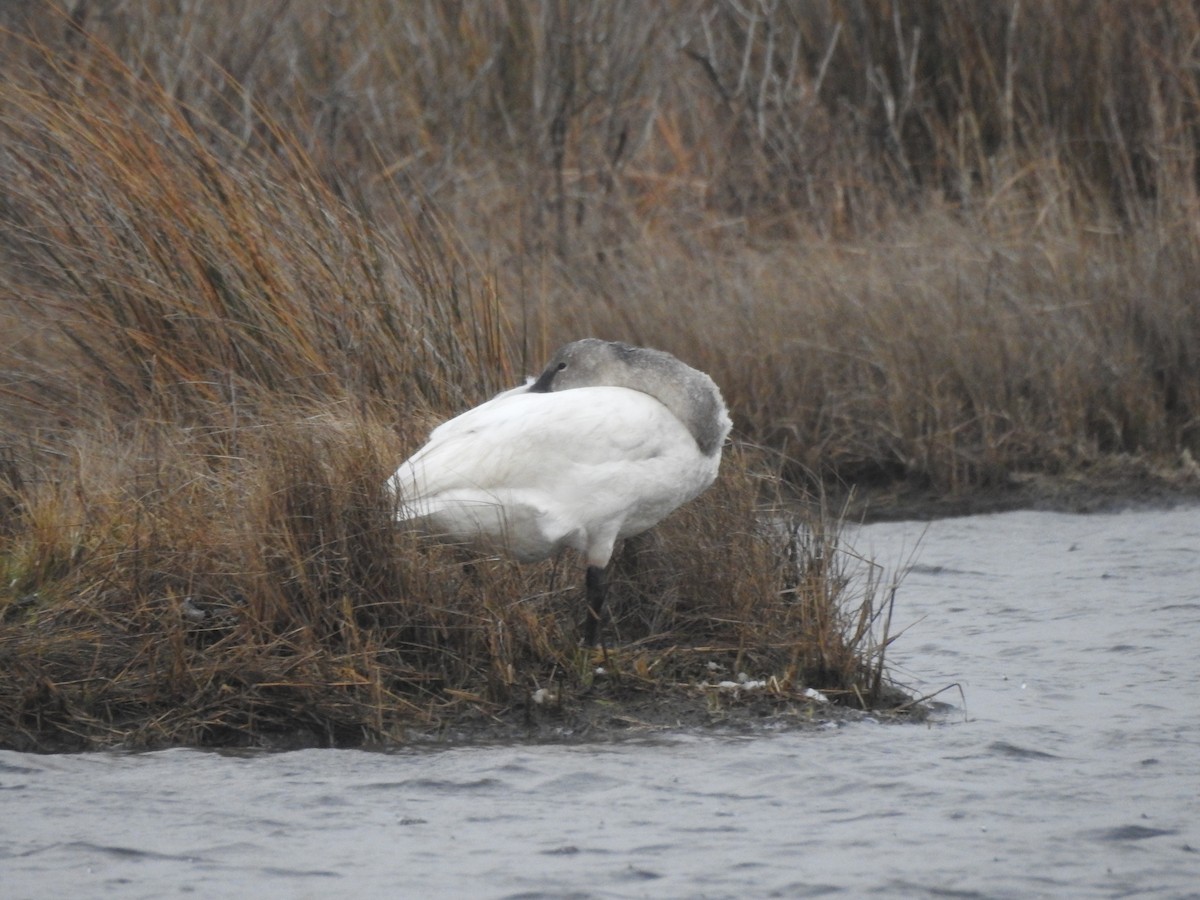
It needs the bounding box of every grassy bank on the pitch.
[2,1,1199,748]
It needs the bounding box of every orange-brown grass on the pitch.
[501,209,1200,495]
[0,33,899,750]
[18,1,1199,232]
[0,34,510,434]
[602,446,897,706]
[6,1,1199,494]
[0,415,898,750]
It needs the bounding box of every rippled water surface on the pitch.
[3,507,1199,898]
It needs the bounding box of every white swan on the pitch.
[386,338,732,645]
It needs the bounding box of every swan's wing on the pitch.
[387,386,720,562]
[394,387,681,500]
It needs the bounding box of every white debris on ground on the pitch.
[698,673,832,701]
[706,672,769,692]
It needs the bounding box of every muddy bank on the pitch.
[836,455,1200,523]
[242,677,925,753]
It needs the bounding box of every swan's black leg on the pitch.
[583,564,608,647]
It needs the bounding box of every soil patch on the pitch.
[245,677,928,752]
[836,456,1200,523]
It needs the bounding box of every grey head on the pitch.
[528,338,732,457]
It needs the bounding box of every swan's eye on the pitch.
[556,361,567,371]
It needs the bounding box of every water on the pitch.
[2,506,1199,899]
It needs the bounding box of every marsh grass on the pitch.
[0,417,897,749]
[2,2,1199,748]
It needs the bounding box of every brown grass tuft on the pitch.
[0,418,897,749]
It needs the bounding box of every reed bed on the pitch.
[2,1,1198,748]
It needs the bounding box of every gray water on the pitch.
[2,506,1199,899]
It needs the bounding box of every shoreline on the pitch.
[2,468,1195,755]
[836,458,1200,524]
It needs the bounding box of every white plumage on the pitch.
[386,339,731,645]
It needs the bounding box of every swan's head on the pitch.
[528,338,627,393]
[527,339,731,457]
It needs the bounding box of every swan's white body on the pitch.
[389,387,719,567]
[386,339,731,644]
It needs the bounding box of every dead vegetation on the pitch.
[2,1,1198,749]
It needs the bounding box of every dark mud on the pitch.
[197,664,922,754]
[837,455,1200,523]
[404,680,922,748]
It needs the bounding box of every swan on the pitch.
[386,338,732,645]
